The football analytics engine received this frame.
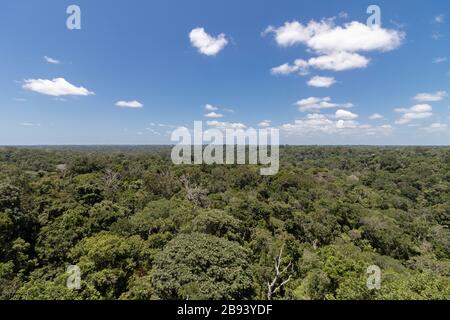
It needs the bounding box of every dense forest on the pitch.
[0,146,449,300]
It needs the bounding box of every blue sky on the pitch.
[0,0,449,145]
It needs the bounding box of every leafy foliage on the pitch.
[0,146,448,300]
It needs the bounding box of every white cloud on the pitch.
[273,52,369,74]
[205,104,219,111]
[115,100,143,108]
[207,121,246,130]
[307,22,404,53]
[280,113,391,136]
[423,122,449,133]
[395,104,433,124]
[20,122,41,127]
[413,91,447,102]
[145,127,162,135]
[432,32,444,40]
[336,119,359,129]
[263,20,331,47]
[44,56,60,64]
[369,113,384,120]
[433,57,447,64]
[308,51,370,71]
[335,109,358,120]
[22,78,94,97]
[189,28,228,56]
[258,120,272,127]
[266,19,404,74]
[205,112,224,118]
[205,104,234,114]
[265,19,404,51]
[339,12,349,19]
[271,63,297,75]
[434,15,445,24]
[307,75,336,87]
[295,96,353,112]
[271,59,309,75]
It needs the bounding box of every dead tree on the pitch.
[267,245,293,300]
[179,174,208,208]
[103,169,120,200]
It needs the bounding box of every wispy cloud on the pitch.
[20,122,41,127]
[207,121,246,130]
[433,57,447,64]
[433,14,445,24]
[422,123,449,133]
[295,97,353,112]
[258,120,272,127]
[44,56,60,64]
[432,32,444,40]
[204,111,224,118]
[395,104,433,124]
[369,113,384,120]
[280,113,392,136]
[413,91,447,102]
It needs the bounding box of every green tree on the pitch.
[152,233,254,300]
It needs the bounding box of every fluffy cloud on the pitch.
[308,51,369,71]
[395,104,433,124]
[335,109,358,120]
[265,20,403,51]
[207,121,246,130]
[413,91,447,102]
[22,78,94,97]
[189,28,228,56]
[266,19,404,74]
[205,112,223,118]
[115,100,143,108]
[307,22,403,53]
[263,20,333,47]
[369,113,384,120]
[44,56,60,64]
[295,96,353,112]
[307,76,336,87]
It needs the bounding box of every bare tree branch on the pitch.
[267,244,293,300]
[179,174,208,208]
